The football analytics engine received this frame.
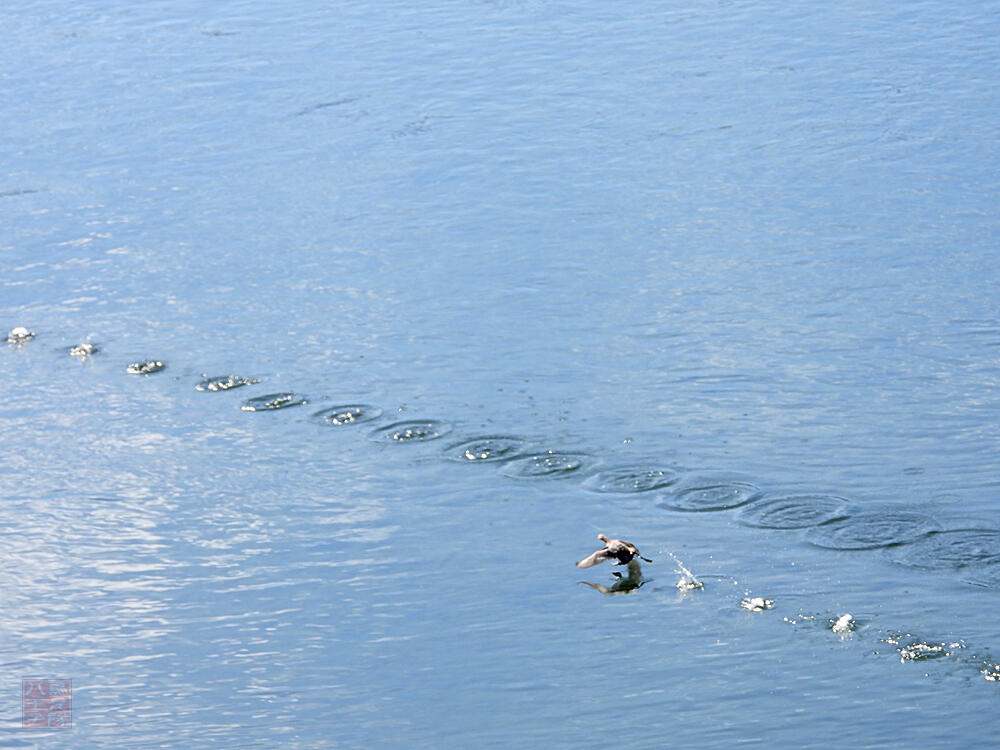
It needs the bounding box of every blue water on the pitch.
[2,1,999,747]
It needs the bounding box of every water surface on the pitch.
[2,1,999,747]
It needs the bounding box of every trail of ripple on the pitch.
[441,436,529,463]
[501,452,591,479]
[241,392,308,411]
[126,360,165,375]
[369,419,453,443]
[10,342,999,691]
[196,375,261,392]
[806,510,940,550]
[657,482,761,512]
[737,494,849,529]
[313,404,383,426]
[582,466,679,494]
[887,529,1000,571]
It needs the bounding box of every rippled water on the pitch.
[2,0,1000,747]
[195,374,261,392]
[313,404,383,426]
[441,435,529,463]
[583,466,680,493]
[806,509,941,551]
[738,494,849,529]
[369,419,453,443]
[240,392,309,411]
[658,482,763,512]
[888,530,1000,571]
[502,451,592,479]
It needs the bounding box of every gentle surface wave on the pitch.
[2,0,999,747]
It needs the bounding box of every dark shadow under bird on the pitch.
[579,558,646,595]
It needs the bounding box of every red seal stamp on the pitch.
[22,679,72,729]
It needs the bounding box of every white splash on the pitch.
[832,613,854,635]
[741,596,775,612]
[664,549,704,591]
[7,326,35,344]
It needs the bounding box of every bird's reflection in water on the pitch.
[579,559,647,595]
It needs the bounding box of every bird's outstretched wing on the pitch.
[576,548,611,568]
